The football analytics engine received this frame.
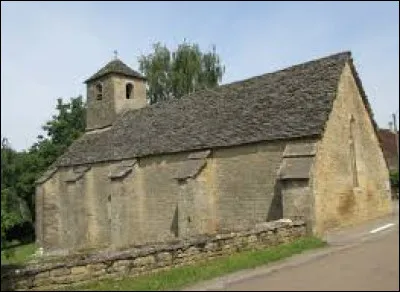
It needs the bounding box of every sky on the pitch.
[1,1,399,151]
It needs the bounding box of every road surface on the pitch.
[184,201,399,291]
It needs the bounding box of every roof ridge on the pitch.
[119,50,351,112]
[84,58,146,83]
[58,50,353,166]
[217,51,351,89]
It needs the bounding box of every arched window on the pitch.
[349,114,359,187]
[95,83,103,100]
[126,83,133,99]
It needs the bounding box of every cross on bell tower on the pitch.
[113,50,118,60]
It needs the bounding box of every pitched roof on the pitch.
[84,59,146,83]
[378,129,398,171]
[57,51,363,167]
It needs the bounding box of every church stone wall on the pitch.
[212,142,286,231]
[37,139,318,253]
[59,177,87,250]
[36,172,62,251]
[312,63,392,235]
[82,163,112,249]
[281,180,313,233]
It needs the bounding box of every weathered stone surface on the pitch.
[49,267,70,277]
[248,235,258,243]
[184,246,199,256]
[204,242,218,251]
[70,266,88,275]
[133,255,156,267]
[312,63,392,235]
[2,221,306,291]
[87,263,107,272]
[69,274,90,283]
[14,278,34,290]
[33,277,53,287]
[157,252,172,264]
[108,261,130,273]
[215,233,233,240]
[113,259,131,267]
[51,276,74,285]
[34,271,49,279]
[90,269,107,277]
[38,128,297,254]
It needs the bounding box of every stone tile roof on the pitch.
[108,160,137,180]
[172,159,208,180]
[84,59,146,83]
[56,51,376,167]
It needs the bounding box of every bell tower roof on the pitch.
[84,58,146,83]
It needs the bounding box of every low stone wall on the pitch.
[1,219,306,291]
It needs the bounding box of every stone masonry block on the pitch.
[133,255,156,267]
[34,271,50,279]
[49,267,71,277]
[157,252,172,263]
[71,266,88,275]
[87,263,107,272]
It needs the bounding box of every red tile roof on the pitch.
[378,129,398,171]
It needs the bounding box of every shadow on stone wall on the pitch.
[170,205,179,237]
[267,180,283,221]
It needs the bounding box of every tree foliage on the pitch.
[1,96,86,246]
[1,139,25,241]
[390,171,399,187]
[138,41,225,104]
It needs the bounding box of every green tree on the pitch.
[390,171,399,187]
[138,41,225,104]
[1,96,86,246]
[30,95,86,209]
[1,139,29,246]
[35,96,86,158]
[19,96,86,222]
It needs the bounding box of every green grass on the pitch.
[64,237,326,291]
[1,242,37,265]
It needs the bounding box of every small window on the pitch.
[126,83,133,99]
[95,83,103,100]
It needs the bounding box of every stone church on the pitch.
[35,51,392,253]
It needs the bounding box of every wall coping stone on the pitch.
[1,219,305,282]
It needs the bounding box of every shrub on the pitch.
[390,171,399,187]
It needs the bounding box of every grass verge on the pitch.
[64,237,326,291]
[1,242,36,265]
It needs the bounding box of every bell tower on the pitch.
[84,53,147,131]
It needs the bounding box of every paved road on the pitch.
[185,202,399,291]
[227,229,398,291]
